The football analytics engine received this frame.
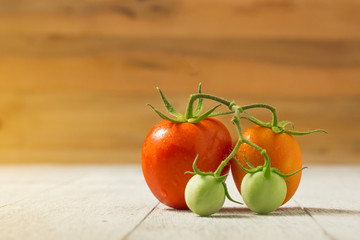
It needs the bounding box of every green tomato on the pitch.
[185,174,225,217]
[241,171,287,214]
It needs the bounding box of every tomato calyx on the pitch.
[185,155,243,206]
[148,83,233,124]
[233,155,307,181]
[149,83,327,135]
[241,170,288,214]
[240,111,328,135]
[233,155,307,214]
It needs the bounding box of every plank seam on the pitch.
[293,199,337,240]
[121,202,160,240]
[303,208,338,240]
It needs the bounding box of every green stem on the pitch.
[222,182,243,204]
[233,156,260,174]
[185,94,232,119]
[241,139,271,177]
[234,106,272,176]
[285,129,328,135]
[242,104,278,127]
[213,136,242,177]
[240,112,272,128]
[272,167,308,178]
[233,107,271,170]
[213,111,242,177]
[263,163,272,178]
[184,94,279,176]
[213,106,272,177]
[185,94,279,128]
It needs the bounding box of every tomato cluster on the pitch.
[141,85,326,216]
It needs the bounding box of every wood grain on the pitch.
[1,0,360,38]
[0,165,158,240]
[292,166,360,240]
[0,165,358,240]
[0,92,358,164]
[0,0,359,164]
[129,194,327,240]
[129,165,360,240]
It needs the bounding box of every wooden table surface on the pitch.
[0,165,359,240]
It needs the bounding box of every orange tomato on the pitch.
[142,117,232,209]
[231,125,302,205]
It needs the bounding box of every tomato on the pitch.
[142,117,232,209]
[185,174,225,217]
[231,125,302,205]
[241,171,287,214]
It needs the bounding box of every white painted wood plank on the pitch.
[127,170,329,240]
[0,165,90,207]
[0,165,158,240]
[128,202,328,240]
[293,165,360,240]
[0,165,358,240]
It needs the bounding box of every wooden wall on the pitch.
[0,0,359,164]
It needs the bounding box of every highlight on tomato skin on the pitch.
[231,125,303,205]
[141,117,232,209]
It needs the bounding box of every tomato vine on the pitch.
[143,83,328,216]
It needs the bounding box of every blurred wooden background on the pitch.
[0,0,359,164]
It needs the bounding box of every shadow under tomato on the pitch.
[210,207,253,218]
[303,207,360,215]
[163,208,190,213]
[268,207,360,216]
[162,206,360,218]
[212,207,360,218]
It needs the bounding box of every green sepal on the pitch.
[240,112,272,128]
[215,174,228,183]
[156,87,183,118]
[147,104,185,123]
[272,126,285,134]
[192,154,201,175]
[272,166,308,178]
[279,120,295,130]
[193,83,203,117]
[284,129,328,135]
[240,115,259,124]
[243,155,254,169]
[222,182,243,205]
[208,111,234,117]
[191,155,213,176]
[184,171,196,175]
[233,156,261,174]
[188,104,221,123]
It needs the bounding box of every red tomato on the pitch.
[142,117,232,209]
[231,125,302,205]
